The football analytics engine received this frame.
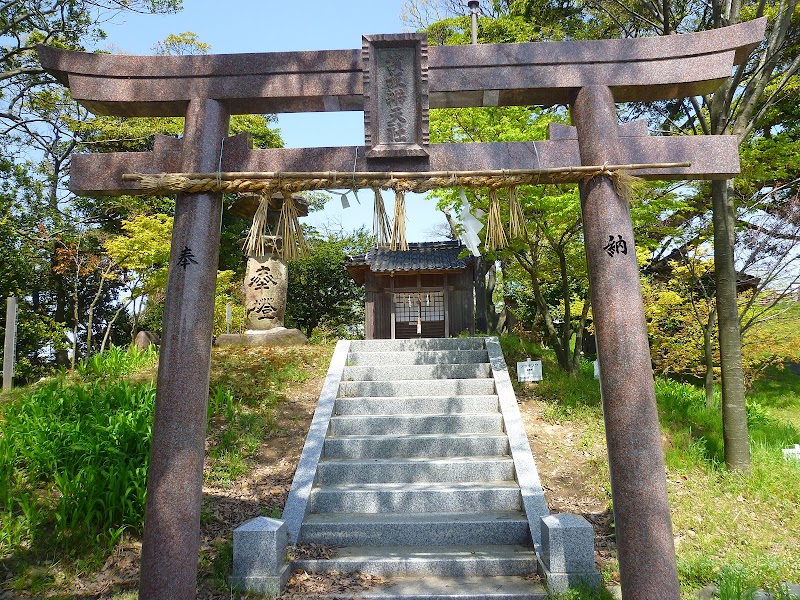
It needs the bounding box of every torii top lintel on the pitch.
[36,19,766,196]
[39,19,764,116]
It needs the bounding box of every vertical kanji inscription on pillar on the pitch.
[363,33,429,158]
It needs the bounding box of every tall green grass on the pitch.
[655,371,800,592]
[76,344,158,380]
[1,348,159,554]
[0,345,321,563]
[657,377,800,468]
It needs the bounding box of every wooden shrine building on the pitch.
[346,241,474,339]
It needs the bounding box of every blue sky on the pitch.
[99,0,448,241]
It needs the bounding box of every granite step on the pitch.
[329,413,504,436]
[299,511,531,547]
[346,349,489,366]
[292,545,538,577]
[315,576,547,599]
[339,378,496,397]
[334,395,499,416]
[278,336,550,599]
[309,481,522,513]
[323,433,509,459]
[349,338,486,353]
[315,456,515,484]
[342,363,492,382]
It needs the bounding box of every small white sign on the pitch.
[783,444,800,461]
[517,359,542,382]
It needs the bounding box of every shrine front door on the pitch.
[393,290,447,338]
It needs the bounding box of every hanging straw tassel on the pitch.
[582,167,642,202]
[243,193,271,257]
[277,191,308,261]
[390,188,409,251]
[508,186,525,240]
[610,170,642,201]
[373,187,392,247]
[486,188,508,251]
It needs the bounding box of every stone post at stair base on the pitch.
[538,513,601,595]
[230,517,290,596]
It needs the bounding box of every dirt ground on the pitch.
[22,355,616,598]
[516,388,618,584]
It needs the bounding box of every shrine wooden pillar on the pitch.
[139,99,230,600]
[572,86,680,599]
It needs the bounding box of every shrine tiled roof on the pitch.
[347,241,471,273]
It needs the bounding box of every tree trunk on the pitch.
[486,262,498,333]
[102,297,134,352]
[557,247,571,362]
[474,256,487,333]
[525,246,573,373]
[703,307,717,408]
[570,296,591,373]
[711,178,751,471]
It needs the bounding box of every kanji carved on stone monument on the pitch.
[38,17,766,600]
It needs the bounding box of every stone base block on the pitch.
[230,517,290,596]
[215,327,308,347]
[541,513,595,573]
[229,565,290,597]
[539,513,601,595]
[538,555,602,595]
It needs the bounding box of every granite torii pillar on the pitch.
[138,99,230,599]
[573,86,680,598]
[36,19,766,600]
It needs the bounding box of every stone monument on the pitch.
[216,192,308,346]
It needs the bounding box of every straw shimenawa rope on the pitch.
[390,188,409,252]
[122,162,689,196]
[508,186,525,240]
[124,161,687,253]
[277,191,308,261]
[243,194,271,258]
[373,187,392,247]
[581,164,643,201]
[243,191,308,261]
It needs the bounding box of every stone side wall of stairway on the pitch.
[232,337,600,599]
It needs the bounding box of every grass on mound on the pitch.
[0,343,331,595]
[502,335,800,596]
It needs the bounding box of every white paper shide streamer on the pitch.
[458,189,484,257]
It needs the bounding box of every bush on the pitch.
[76,344,158,380]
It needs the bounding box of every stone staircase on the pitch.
[286,337,549,598]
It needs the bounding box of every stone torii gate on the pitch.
[38,18,765,600]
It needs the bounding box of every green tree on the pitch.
[419,7,688,373]
[586,0,799,473]
[285,227,372,338]
[152,31,210,55]
[1,27,283,372]
[103,213,173,346]
[1,0,182,125]
[409,0,799,470]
